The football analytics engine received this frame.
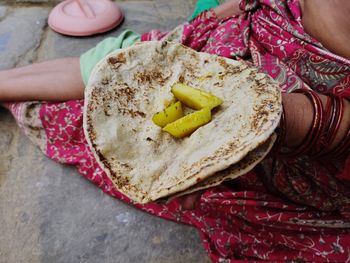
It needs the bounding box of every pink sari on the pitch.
[7,0,350,261]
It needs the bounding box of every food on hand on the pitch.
[171,83,223,110]
[152,101,184,127]
[85,41,282,204]
[162,107,212,138]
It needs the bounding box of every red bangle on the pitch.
[279,92,348,160]
[327,95,344,146]
[313,95,331,156]
[315,94,344,157]
[330,97,350,159]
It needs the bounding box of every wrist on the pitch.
[281,92,349,157]
[282,93,313,148]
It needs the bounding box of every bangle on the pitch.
[314,94,343,157]
[325,97,350,159]
[312,95,331,156]
[328,95,344,146]
[278,91,349,160]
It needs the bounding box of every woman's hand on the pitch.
[180,191,203,210]
[283,93,350,150]
[213,0,243,19]
[180,92,350,210]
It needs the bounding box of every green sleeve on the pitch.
[80,30,140,85]
[189,0,221,21]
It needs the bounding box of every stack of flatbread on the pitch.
[83,41,282,204]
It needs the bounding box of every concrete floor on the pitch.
[0,1,211,262]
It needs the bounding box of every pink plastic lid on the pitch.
[48,0,124,36]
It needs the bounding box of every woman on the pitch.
[1,0,350,261]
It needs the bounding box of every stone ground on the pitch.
[0,1,212,262]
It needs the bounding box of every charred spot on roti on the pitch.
[117,53,126,63]
[104,107,112,116]
[178,43,187,49]
[178,75,185,83]
[120,162,132,170]
[128,49,136,57]
[246,70,258,83]
[212,141,240,159]
[110,173,128,188]
[117,108,146,118]
[108,57,119,65]
[152,71,170,85]
[251,98,278,131]
[104,84,146,118]
[213,82,222,87]
[101,77,110,85]
[182,62,197,76]
[110,172,147,199]
[218,58,246,75]
[190,52,199,61]
[108,53,126,65]
[91,140,115,178]
[161,41,169,49]
[85,115,96,142]
[115,86,135,102]
[134,71,151,83]
[251,107,269,131]
[134,70,170,85]
[134,111,146,118]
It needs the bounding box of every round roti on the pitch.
[170,134,276,199]
[84,41,282,203]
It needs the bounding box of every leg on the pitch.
[0,57,84,102]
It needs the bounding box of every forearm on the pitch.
[0,57,84,102]
[213,0,243,19]
[282,92,350,153]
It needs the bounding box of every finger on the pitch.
[181,191,203,210]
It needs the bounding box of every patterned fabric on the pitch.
[180,0,350,95]
[7,0,350,261]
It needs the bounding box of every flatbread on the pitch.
[170,134,276,199]
[84,41,282,203]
